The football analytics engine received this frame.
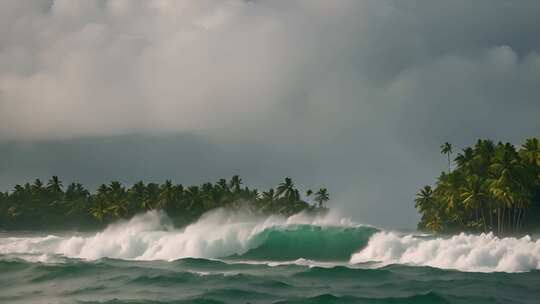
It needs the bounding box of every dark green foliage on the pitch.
[416,138,540,235]
[0,176,329,230]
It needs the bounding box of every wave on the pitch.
[3,255,540,303]
[350,231,540,272]
[232,224,376,261]
[0,209,373,262]
[4,209,540,273]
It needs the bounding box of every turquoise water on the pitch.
[2,256,540,303]
[1,211,539,303]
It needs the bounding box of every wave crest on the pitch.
[350,231,540,272]
[0,209,370,262]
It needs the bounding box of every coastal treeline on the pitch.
[415,138,540,235]
[0,176,329,230]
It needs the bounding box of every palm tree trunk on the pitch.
[489,205,493,232]
[480,207,487,233]
[512,206,519,232]
[497,207,501,236]
[501,207,504,236]
[517,206,521,232]
[520,207,526,232]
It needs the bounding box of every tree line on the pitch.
[415,138,540,235]
[0,176,329,230]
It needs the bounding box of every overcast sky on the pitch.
[1,0,539,228]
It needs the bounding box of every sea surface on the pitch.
[1,210,540,304]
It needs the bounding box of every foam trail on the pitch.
[0,209,359,261]
[350,231,540,272]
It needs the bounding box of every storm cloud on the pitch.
[1,0,539,227]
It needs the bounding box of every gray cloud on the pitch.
[1,0,539,228]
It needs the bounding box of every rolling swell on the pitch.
[2,256,540,304]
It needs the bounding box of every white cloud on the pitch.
[1,0,540,226]
[1,0,538,142]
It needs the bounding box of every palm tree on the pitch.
[31,179,46,210]
[455,147,474,173]
[229,175,242,193]
[488,143,521,234]
[141,183,160,210]
[47,176,64,209]
[460,175,489,231]
[277,177,297,201]
[262,188,276,202]
[314,188,329,208]
[415,185,445,231]
[64,182,90,217]
[520,138,540,167]
[185,186,203,215]
[106,181,129,218]
[440,142,453,173]
[217,179,230,193]
[32,179,44,192]
[129,181,147,213]
[414,185,435,213]
[0,174,326,230]
[89,199,109,222]
[47,176,64,205]
[157,180,175,210]
[425,215,444,233]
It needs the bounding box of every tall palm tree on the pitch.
[47,176,64,201]
[460,175,489,231]
[488,143,524,234]
[314,188,329,208]
[440,142,453,173]
[31,179,46,209]
[277,177,296,200]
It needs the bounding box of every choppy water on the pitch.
[1,210,540,304]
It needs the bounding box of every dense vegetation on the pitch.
[415,138,540,235]
[0,176,329,230]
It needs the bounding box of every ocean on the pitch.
[1,210,539,304]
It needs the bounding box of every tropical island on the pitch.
[415,138,540,235]
[0,176,329,230]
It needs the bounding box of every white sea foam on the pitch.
[0,209,354,261]
[235,258,350,268]
[350,231,540,272]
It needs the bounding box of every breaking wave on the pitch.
[3,210,540,273]
[0,209,373,262]
[350,231,540,272]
